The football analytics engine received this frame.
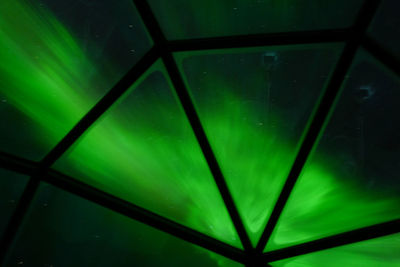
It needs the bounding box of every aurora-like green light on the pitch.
[0,0,95,158]
[0,0,240,250]
[266,51,400,251]
[175,46,343,246]
[6,183,242,267]
[147,0,365,39]
[0,0,150,160]
[271,233,400,266]
[1,0,399,262]
[55,62,242,248]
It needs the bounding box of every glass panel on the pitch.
[148,0,364,39]
[266,50,400,251]
[0,0,151,160]
[54,61,240,248]
[0,168,29,238]
[176,44,342,246]
[271,233,400,267]
[369,0,400,59]
[6,183,243,267]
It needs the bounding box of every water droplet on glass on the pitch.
[1,99,7,103]
[130,49,136,53]
[128,24,133,29]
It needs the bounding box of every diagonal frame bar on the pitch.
[263,219,400,263]
[254,0,384,254]
[132,0,254,252]
[0,0,398,265]
[0,47,159,265]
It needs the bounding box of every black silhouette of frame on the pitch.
[0,0,399,266]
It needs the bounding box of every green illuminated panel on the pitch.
[271,233,400,267]
[0,0,151,160]
[147,0,364,39]
[6,183,243,267]
[369,0,400,59]
[0,169,29,238]
[266,50,400,252]
[54,61,240,248]
[176,44,342,246]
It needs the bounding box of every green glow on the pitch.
[1,0,399,260]
[266,51,400,251]
[0,1,92,139]
[271,233,400,266]
[148,0,364,39]
[0,0,150,160]
[7,184,242,267]
[55,61,241,247]
[0,0,240,249]
[176,46,342,246]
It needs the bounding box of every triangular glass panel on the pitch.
[6,183,243,267]
[271,233,400,267]
[147,0,364,39]
[54,60,241,248]
[0,168,29,238]
[266,49,400,252]
[0,0,152,160]
[175,44,343,246]
[369,0,400,59]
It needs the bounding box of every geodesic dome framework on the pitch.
[0,0,399,266]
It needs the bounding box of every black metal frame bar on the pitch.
[255,0,385,253]
[0,0,399,266]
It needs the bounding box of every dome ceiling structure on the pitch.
[0,0,399,266]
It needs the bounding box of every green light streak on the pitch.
[271,233,400,266]
[267,153,400,251]
[175,46,343,246]
[0,0,111,159]
[148,0,364,39]
[0,0,241,252]
[1,0,399,263]
[266,52,400,251]
[55,64,242,248]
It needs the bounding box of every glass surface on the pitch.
[5,183,243,267]
[369,0,400,59]
[271,233,400,267]
[54,61,240,248]
[0,169,29,238]
[148,0,364,39]
[266,50,400,251]
[176,44,342,246]
[0,0,151,160]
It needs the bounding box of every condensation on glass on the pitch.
[0,0,151,160]
[5,183,243,267]
[175,43,343,246]
[54,60,241,248]
[266,49,400,252]
[148,0,365,39]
